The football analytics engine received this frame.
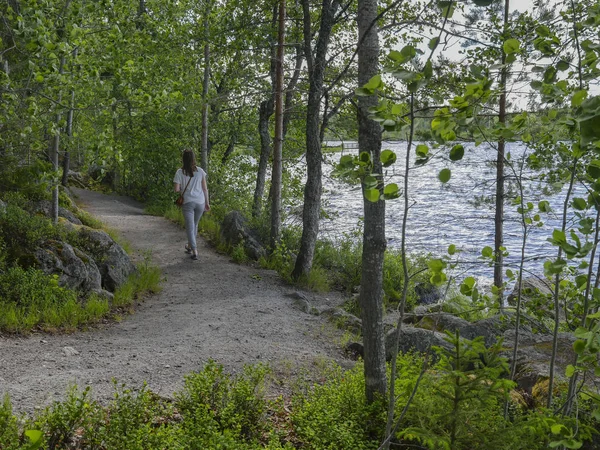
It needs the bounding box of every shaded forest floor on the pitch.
[0,188,350,413]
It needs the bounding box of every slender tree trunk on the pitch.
[291,0,338,281]
[51,55,66,224]
[253,99,275,218]
[270,0,285,249]
[62,48,77,187]
[493,0,510,308]
[200,17,210,172]
[548,163,577,408]
[252,6,279,219]
[357,0,387,402]
[564,0,588,415]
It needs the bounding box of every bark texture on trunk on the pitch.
[200,17,210,172]
[253,98,275,218]
[357,0,387,402]
[270,0,285,248]
[291,0,338,280]
[493,0,510,305]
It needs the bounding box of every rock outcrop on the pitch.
[75,226,136,292]
[34,241,102,293]
[221,211,266,260]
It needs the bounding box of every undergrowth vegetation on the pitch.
[0,187,161,333]
[1,343,596,450]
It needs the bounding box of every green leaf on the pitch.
[503,38,520,55]
[355,87,373,96]
[364,74,382,90]
[383,183,400,200]
[448,244,456,255]
[573,339,586,354]
[364,175,378,188]
[566,364,576,377]
[481,246,493,258]
[359,152,371,163]
[572,198,587,210]
[539,200,551,213]
[449,144,464,161]
[339,155,354,168]
[24,430,44,450]
[572,90,587,107]
[472,0,494,5]
[415,144,429,158]
[429,37,440,50]
[438,168,451,183]
[381,149,397,167]
[424,60,433,79]
[427,258,446,272]
[365,188,380,203]
[587,160,600,179]
[557,60,570,71]
[551,424,566,435]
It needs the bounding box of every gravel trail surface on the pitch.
[0,188,349,413]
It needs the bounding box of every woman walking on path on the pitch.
[173,149,210,260]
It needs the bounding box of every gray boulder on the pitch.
[221,211,266,260]
[31,200,82,225]
[347,325,452,361]
[76,226,136,292]
[34,241,102,293]
[321,307,362,334]
[414,282,441,305]
[507,277,556,318]
[502,328,579,392]
[385,325,453,359]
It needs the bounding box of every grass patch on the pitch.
[0,267,113,333]
[73,208,103,229]
[112,261,162,308]
[0,262,161,333]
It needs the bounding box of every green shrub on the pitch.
[99,384,181,450]
[33,386,99,449]
[177,361,270,445]
[0,204,63,265]
[292,363,385,450]
[232,242,249,263]
[0,267,83,332]
[0,395,20,450]
[0,158,53,202]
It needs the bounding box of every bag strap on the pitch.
[181,173,192,196]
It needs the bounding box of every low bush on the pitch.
[292,363,385,450]
[177,361,270,444]
[0,347,597,450]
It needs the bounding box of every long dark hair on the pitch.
[182,149,197,177]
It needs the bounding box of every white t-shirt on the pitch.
[173,168,207,204]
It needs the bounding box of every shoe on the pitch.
[185,244,192,254]
[191,254,198,260]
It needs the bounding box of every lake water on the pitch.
[313,140,584,282]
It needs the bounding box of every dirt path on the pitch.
[0,188,350,413]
